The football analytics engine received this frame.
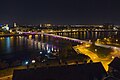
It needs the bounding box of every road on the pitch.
[73,45,114,71]
[0,75,12,80]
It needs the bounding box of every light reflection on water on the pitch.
[6,37,11,53]
[0,35,59,56]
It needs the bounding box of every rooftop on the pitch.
[12,62,107,80]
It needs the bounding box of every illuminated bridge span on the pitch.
[22,32,89,44]
[44,33,90,43]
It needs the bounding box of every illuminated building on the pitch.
[44,24,52,27]
[2,24,9,31]
[103,23,114,29]
[39,24,42,27]
[14,23,17,27]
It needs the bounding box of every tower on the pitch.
[14,23,17,27]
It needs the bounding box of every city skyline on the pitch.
[0,1,120,79]
[0,0,120,24]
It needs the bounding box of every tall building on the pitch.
[14,23,17,27]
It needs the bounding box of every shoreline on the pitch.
[0,34,26,37]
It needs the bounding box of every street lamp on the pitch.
[112,56,114,59]
[25,61,29,65]
[95,49,97,52]
[40,51,42,54]
[32,60,36,64]
[104,38,106,40]
[116,39,118,42]
[89,40,91,43]
[114,47,117,49]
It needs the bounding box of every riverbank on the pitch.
[0,34,25,37]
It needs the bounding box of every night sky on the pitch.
[0,0,120,24]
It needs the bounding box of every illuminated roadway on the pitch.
[73,45,114,71]
[0,75,12,80]
[22,32,88,43]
